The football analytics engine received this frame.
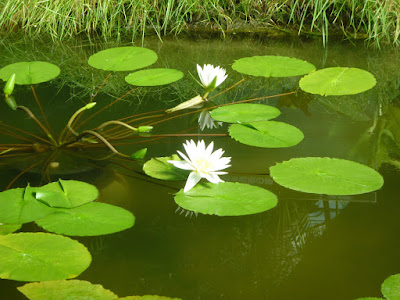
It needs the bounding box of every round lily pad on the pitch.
[143,155,190,181]
[0,232,91,281]
[229,121,304,148]
[210,104,281,123]
[18,280,117,300]
[270,157,384,195]
[232,56,316,77]
[35,202,135,236]
[175,182,278,216]
[125,68,183,86]
[0,61,60,84]
[381,274,400,300]
[88,47,157,71]
[299,67,376,96]
[120,296,182,300]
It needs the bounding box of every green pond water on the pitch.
[0,34,399,299]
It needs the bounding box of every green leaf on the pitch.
[18,280,117,300]
[175,182,277,216]
[35,202,135,236]
[143,155,190,181]
[210,104,281,123]
[354,298,385,300]
[0,62,60,84]
[0,223,22,235]
[382,274,400,300]
[270,157,384,195]
[229,121,304,148]
[88,47,157,71]
[0,187,55,224]
[131,148,148,159]
[299,67,376,96]
[34,180,99,208]
[119,296,182,300]
[125,68,183,86]
[0,232,91,281]
[232,56,316,77]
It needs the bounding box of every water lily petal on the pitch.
[167,160,194,171]
[204,172,223,184]
[184,171,202,192]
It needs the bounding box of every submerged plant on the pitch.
[168,140,231,192]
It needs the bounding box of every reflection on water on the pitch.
[0,35,399,299]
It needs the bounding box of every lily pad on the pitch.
[232,56,316,77]
[210,104,281,123]
[35,202,135,236]
[120,296,182,300]
[18,280,117,300]
[299,67,376,96]
[270,157,384,195]
[143,155,190,181]
[175,182,277,216]
[229,121,304,148]
[381,274,400,300]
[0,232,91,281]
[0,61,60,84]
[34,179,99,208]
[125,68,183,86]
[88,47,157,71]
[0,187,55,224]
[0,223,22,235]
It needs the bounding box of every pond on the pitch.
[0,34,399,300]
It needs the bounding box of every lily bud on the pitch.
[5,95,17,110]
[138,126,153,132]
[131,148,147,159]
[4,73,16,97]
[84,102,97,110]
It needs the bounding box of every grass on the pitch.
[0,0,400,46]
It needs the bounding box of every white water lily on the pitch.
[197,64,228,92]
[168,140,231,192]
[198,110,222,131]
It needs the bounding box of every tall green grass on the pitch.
[0,0,400,45]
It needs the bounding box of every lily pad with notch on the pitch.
[229,121,304,148]
[35,202,135,236]
[143,155,190,181]
[299,67,376,96]
[125,68,183,86]
[0,232,91,281]
[175,182,278,216]
[232,56,316,77]
[88,47,158,71]
[270,157,384,195]
[0,61,60,85]
[210,104,281,123]
[18,280,117,300]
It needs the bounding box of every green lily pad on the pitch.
[143,155,190,181]
[0,61,60,84]
[299,67,376,96]
[119,296,182,300]
[0,223,22,235]
[0,187,55,224]
[88,47,157,71]
[0,232,91,281]
[175,182,277,216]
[382,274,400,300]
[125,68,183,86]
[354,298,385,300]
[35,202,135,236]
[34,179,99,208]
[232,56,316,77]
[270,157,384,195]
[210,104,281,123]
[229,121,304,148]
[18,280,117,300]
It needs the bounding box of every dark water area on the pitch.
[0,34,399,299]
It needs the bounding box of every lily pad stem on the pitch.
[97,120,138,132]
[77,130,129,158]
